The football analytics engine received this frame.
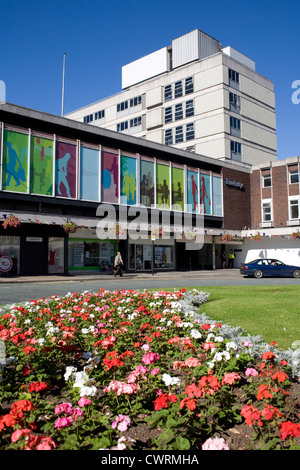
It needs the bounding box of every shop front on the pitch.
[128,237,175,272]
[0,224,67,277]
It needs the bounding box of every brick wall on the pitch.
[222,167,251,230]
[272,165,288,226]
[251,169,261,229]
[251,162,300,229]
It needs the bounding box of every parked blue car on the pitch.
[240,259,300,278]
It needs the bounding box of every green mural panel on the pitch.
[30,136,54,195]
[120,155,137,205]
[2,130,29,193]
[172,166,184,210]
[156,163,170,208]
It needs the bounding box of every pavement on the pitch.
[0,268,242,283]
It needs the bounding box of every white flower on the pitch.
[64,366,77,381]
[79,385,97,397]
[214,336,224,342]
[226,341,238,351]
[46,327,59,336]
[190,328,202,339]
[161,373,181,387]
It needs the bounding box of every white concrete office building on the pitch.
[65,29,277,166]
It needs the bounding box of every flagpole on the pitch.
[61,53,66,116]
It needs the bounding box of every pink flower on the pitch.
[243,341,253,347]
[54,402,73,415]
[11,428,31,443]
[185,357,201,368]
[142,351,160,364]
[245,367,258,377]
[203,342,216,351]
[202,437,230,450]
[112,415,131,432]
[78,397,92,407]
[72,407,84,420]
[54,416,73,429]
[36,436,57,450]
[151,367,160,375]
[222,372,241,385]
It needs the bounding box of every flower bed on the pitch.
[0,288,299,451]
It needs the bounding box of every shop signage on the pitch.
[225,178,244,190]
[0,255,13,272]
[26,237,43,242]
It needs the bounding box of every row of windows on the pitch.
[262,198,300,222]
[165,123,195,145]
[164,99,194,123]
[262,169,299,188]
[83,109,105,123]
[85,69,239,124]
[117,116,142,132]
[117,95,142,112]
[164,77,193,102]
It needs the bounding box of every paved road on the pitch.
[1,269,299,305]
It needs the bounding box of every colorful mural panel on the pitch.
[80,147,100,201]
[30,136,53,195]
[200,173,211,215]
[156,163,170,208]
[2,130,29,193]
[55,141,77,198]
[171,166,184,211]
[187,169,199,213]
[120,155,136,205]
[101,151,119,203]
[140,159,154,207]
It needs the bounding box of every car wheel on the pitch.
[254,270,263,279]
[292,269,300,279]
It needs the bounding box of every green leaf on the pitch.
[174,436,190,450]
[156,428,174,445]
[260,437,278,450]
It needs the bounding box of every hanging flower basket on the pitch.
[2,215,21,229]
[151,227,165,238]
[108,223,125,237]
[221,234,233,242]
[63,222,78,233]
[292,231,300,239]
[250,232,262,241]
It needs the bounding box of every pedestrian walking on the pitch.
[114,251,124,277]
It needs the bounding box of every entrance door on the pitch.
[128,244,152,271]
[21,237,47,275]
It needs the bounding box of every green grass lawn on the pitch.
[187,285,300,351]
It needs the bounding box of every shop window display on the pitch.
[68,240,116,271]
[48,237,64,274]
[0,236,20,275]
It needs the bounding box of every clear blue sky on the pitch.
[1,0,299,160]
